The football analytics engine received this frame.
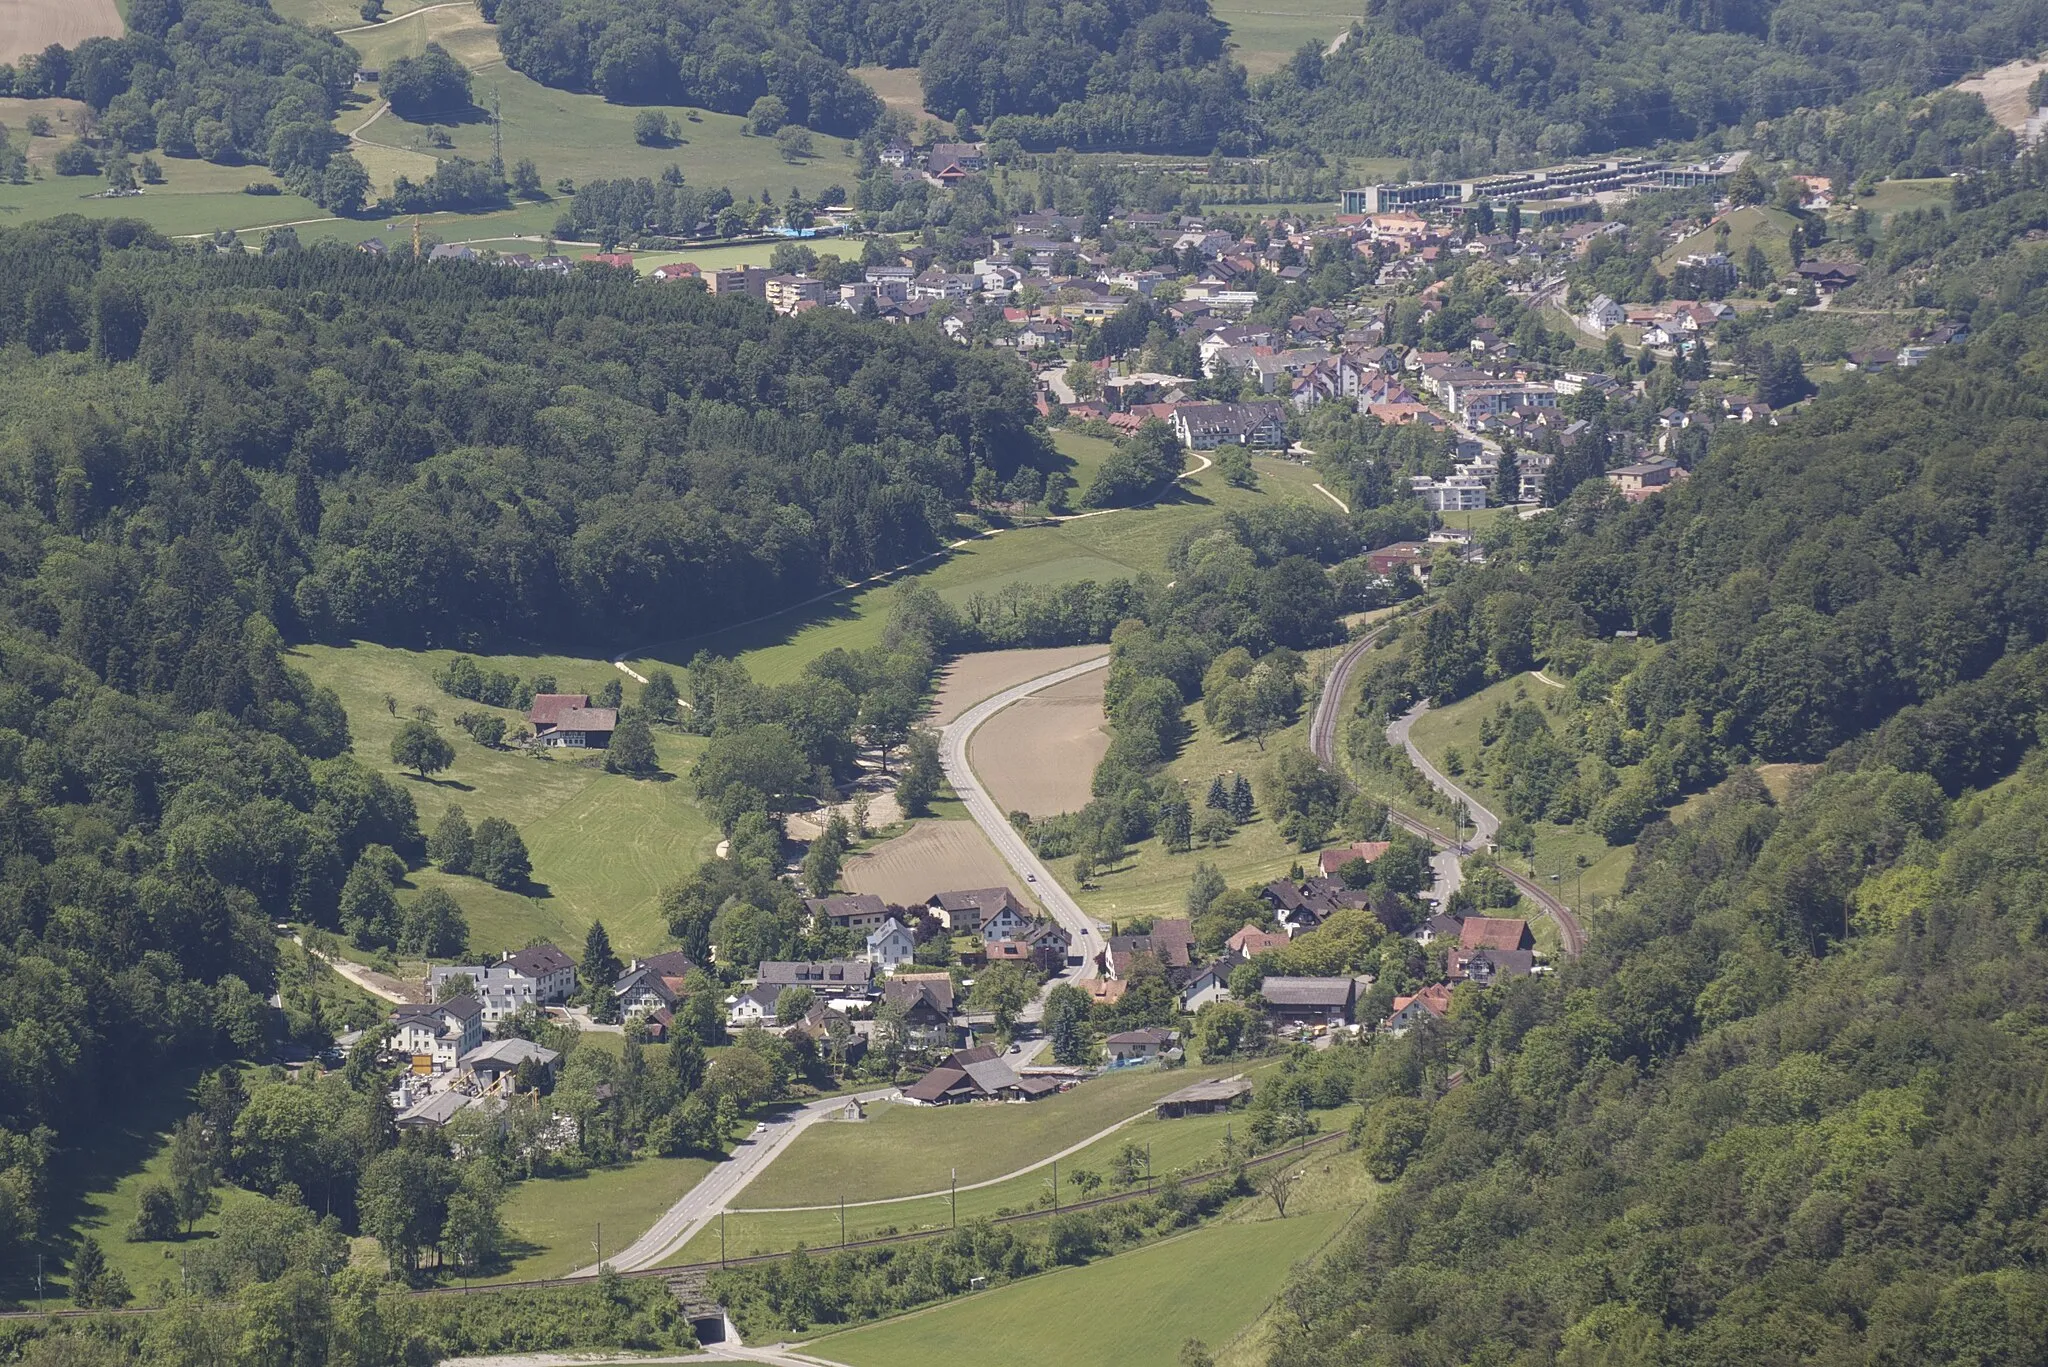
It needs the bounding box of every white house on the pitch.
[1583,295,1624,334]
[389,997,484,1072]
[726,985,780,1027]
[865,917,916,970]
[427,944,577,1024]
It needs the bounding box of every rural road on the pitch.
[941,655,1113,1010]
[568,1086,901,1275]
[1386,703,1584,954]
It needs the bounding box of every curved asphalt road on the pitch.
[1308,631,1583,955]
[940,654,1113,1014]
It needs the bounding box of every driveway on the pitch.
[939,655,1112,1019]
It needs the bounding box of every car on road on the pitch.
[753,1122,769,1134]
[1025,872,1037,882]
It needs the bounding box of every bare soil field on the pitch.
[2,0,122,63]
[1955,54,2048,131]
[969,670,1108,817]
[787,788,902,841]
[927,645,1109,725]
[843,819,1040,911]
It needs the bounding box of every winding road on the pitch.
[940,655,1113,1015]
[1307,631,1584,954]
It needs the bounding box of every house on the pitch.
[877,138,913,167]
[1084,977,1129,1008]
[428,944,577,1023]
[1606,460,1687,502]
[865,917,916,970]
[1317,841,1391,877]
[1104,1027,1179,1064]
[882,973,958,1050]
[1108,918,1195,979]
[1383,983,1454,1035]
[708,265,769,298]
[901,1045,1061,1105]
[389,996,484,1072]
[427,244,477,263]
[527,693,617,748]
[1227,926,1289,959]
[1449,946,1537,985]
[925,142,987,177]
[975,900,1036,943]
[459,1037,560,1091]
[358,237,388,256]
[1459,917,1534,952]
[583,252,634,270]
[1411,913,1464,945]
[650,262,701,283]
[757,960,874,998]
[930,888,1027,934]
[1583,295,1624,334]
[1795,260,1862,293]
[1179,960,1234,1013]
[395,1089,476,1129]
[1171,401,1288,450]
[1260,976,1356,1026]
[726,985,781,1027]
[809,893,891,931]
[614,951,695,1018]
[988,919,1073,973]
[1366,542,1433,582]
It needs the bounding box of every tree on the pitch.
[776,126,815,162]
[390,719,454,779]
[398,887,468,957]
[1230,775,1255,823]
[775,985,817,1025]
[582,920,622,998]
[633,110,674,146]
[605,715,660,776]
[748,95,789,135]
[1043,983,1092,1065]
[322,154,372,215]
[359,1146,457,1274]
[168,1115,218,1234]
[670,1031,707,1092]
[640,669,680,719]
[1261,1164,1299,1217]
[469,817,530,888]
[381,43,473,119]
[512,157,542,197]
[70,1236,129,1307]
[1192,1000,1256,1060]
[1186,862,1227,918]
[970,963,1033,1038]
[468,714,507,747]
[896,726,942,816]
[428,806,474,873]
[340,858,401,947]
[128,1182,179,1241]
[1355,1097,1429,1180]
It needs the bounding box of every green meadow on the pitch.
[289,642,718,957]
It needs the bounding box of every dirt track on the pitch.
[842,819,1042,912]
[967,669,1108,816]
[1,0,121,62]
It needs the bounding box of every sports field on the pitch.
[289,642,717,955]
[813,1206,1352,1367]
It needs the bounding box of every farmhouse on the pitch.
[1317,841,1391,877]
[1383,983,1454,1035]
[809,893,891,931]
[527,693,616,748]
[930,888,1028,934]
[1154,1076,1253,1118]
[1260,976,1357,1026]
[1460,917,1534,951]
[901,1045,1059,1105]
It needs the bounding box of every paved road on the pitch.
[1386,703,1584,955]
[940,655,1113,1015]
[568,1086,901,1275]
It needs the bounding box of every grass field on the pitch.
[1210,0,1357,74]
[1856,177,1952,224]
[635,452,1332,685]
[1657,204,1802,275]
[736,1064,1249,1210]
[814,1205,1352,1367]
[482,1151,720,1282]
[290,642,717,956]
[1404,671,1631,915]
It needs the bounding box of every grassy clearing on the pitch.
[735,1064,1249,1210]
[850,67,944,131]
[813,1204,1352,1367]
[278,0,442,30]
[1211,0,1358,74]
[0,164,328,240]
[1404,671,1631,908]
[1657,204,1802,274]
[290,642,717,956]
[1856,177,1952,224]
[633,453,1334,684]
[480,1151,720,1282]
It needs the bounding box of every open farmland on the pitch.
[1212,0,1357,74]
[970,669,1109,817]
[929,645,1111,725]
[1954,54,2048,131]
[1,0,121,63]
[814,1206,1352,1367]
[842,819,1036,911]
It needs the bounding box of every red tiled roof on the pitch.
[1459,917,1531,951]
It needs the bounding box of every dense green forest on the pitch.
[1258,208,2048,1361]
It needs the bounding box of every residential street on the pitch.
[939,654,1112,1021]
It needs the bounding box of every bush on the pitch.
[52,143,99,175]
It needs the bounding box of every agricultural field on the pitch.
[670,1088,1347,1264]
[289,642,718,956]
[1,0,121,64]
[850,66,943,131]
[734,1064,1248,1210]
[970,669,1109,817]
[1403,670,1632,913]
[1211,0,1358,75]
[1854,177,1953,223]
[813,1205,1353,1367]
[481,1150,720,1282]
[841,818,1038,912]
[929,646,1110,725]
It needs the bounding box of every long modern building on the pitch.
[1344,157,1731,216]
